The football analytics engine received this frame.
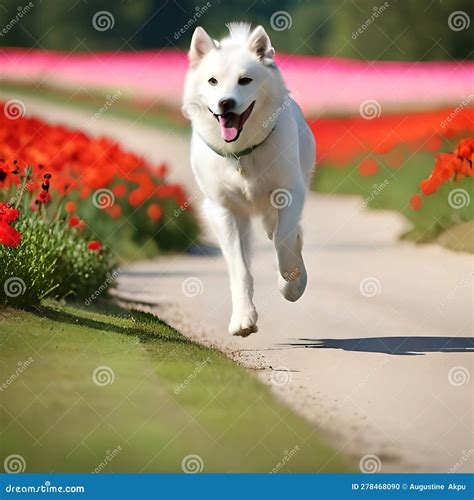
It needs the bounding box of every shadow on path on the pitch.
[282,336,474,356]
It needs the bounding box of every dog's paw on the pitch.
[228,308,258,337]
[278,264,307,302]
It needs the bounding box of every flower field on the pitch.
[0,102,197,305]
[1,48,472,115]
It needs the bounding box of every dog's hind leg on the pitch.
[203,198,258,337]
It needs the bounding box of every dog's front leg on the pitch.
[204,199,258,336]
[273,184,307,302]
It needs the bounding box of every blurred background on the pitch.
[1,0,472,60]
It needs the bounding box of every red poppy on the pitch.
[0,203,20,223]
[112,184,127,197]
[87,240,102,251]
[410,194,423,211]
[0,203,21,247]
[147,203,163,222]
[129,188,146,207]
[65,201,76,212]
[0,221,21,247]
[106,204,122,219]
[358,159,378,176]
[69,215,81,227]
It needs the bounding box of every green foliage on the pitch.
[313,144,473,250]
[69,182,199,259]
[0,216,115,307]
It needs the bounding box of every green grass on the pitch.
[313,146,473,251]
[0,301,351,473]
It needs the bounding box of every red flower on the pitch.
[129,188,146,207]
[31,173,52,210]
[69,215,81,227]
[0,203,20,223]
[410,194,423,211]
[0,221,21,247]
[65,201,76,212]
[106,204,122,219]
[147,203,163,222]
[157,163,168,178]
[87,240,102,251]
[358,159,378,176]
[112,184,127,197]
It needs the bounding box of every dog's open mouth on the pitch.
[212,101,255,142]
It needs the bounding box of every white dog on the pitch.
[183,22,315,337]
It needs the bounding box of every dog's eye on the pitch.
[238,77,253,85]
[208,77,218,86]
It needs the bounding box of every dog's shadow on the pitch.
[281,336,474,356]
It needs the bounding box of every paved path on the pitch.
[9,93,473,473]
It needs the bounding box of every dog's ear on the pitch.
[247,25,274,65]
[189,27,215,66]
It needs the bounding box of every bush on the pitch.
[0,105,199,258]
[0,169,116,308]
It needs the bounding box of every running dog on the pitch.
[183,22,315,336]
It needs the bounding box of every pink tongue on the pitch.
[218,115,240,141]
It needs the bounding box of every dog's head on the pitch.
[183,22,286,149]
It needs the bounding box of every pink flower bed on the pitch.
[1,48,472,116]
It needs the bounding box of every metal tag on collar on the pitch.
[229,153,245,176]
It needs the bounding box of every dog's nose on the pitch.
[218,98,236,113]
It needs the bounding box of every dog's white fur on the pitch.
[183,22,315,336]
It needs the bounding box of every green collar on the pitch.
[198,123,277,160]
